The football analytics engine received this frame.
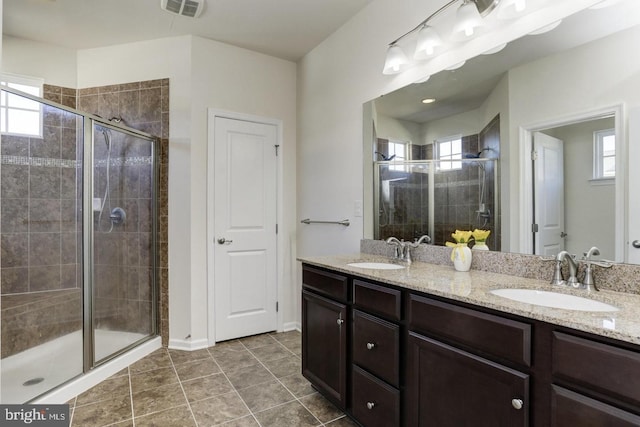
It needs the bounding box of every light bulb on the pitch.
[452,1,484,40]
[414,25,443,60]
[383,45,410,75]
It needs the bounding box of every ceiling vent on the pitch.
[160,0,205,18]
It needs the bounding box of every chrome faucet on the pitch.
[385,235,431,265]
[555,251,580,287]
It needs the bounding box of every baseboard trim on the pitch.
[168,338,209,351]
[283,322,301,332]
[34,336,161,404]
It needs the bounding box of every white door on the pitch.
[628,107,640,264]
[533,132,565,256]
[213,116,278,342]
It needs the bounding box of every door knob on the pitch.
[217,237,233,245]
[511,399,524,410]
[632,240,640,249]
[560,232,568,238]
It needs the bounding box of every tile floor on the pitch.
[67,331,357,427]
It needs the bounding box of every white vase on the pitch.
[452,246,472,272]
[473,242,489,251]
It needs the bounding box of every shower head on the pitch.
[375,152,397,161]
[464,147,494,158]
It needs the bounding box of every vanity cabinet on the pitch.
[301,266,349,409]
[406,294,530,426]
[351,280,402,426]
[300,262,640,427]
[550,331,640,426]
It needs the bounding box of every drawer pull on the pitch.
[336,318,344,326]
[367,402,375,410]
[511,398,523,410]
[366,342,376,350]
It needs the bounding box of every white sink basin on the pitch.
[347,262,405,270]
[490,289,619,312]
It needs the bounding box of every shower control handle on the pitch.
[217,237,233,245]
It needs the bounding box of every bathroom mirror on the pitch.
[363,0,640,263]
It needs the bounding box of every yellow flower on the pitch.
[472,229,491,242]
[450,230,473,244]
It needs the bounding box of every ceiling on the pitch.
[2,0,372,61]
[374,0,640,124]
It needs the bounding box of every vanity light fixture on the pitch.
[383,45,411,74]
[422,98,436,104]
[452,0,486,40]
[382,0,499,75]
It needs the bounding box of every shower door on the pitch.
[0,92,85,403]
[91,122,157,363]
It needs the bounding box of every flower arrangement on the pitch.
[471,229,491,245]
[445,230,473,265]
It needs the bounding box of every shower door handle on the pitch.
[217,237,233,245]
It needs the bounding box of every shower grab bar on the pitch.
[301,218,350,227]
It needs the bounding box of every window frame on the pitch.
[387,139,410,171]
[592,128,615,181]
[1,72,45,138]
[435,135,463,171]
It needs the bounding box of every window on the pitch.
[1,73,44,137]
[437,136,462,170]
[388,140,409,171]
[593,128,615,179]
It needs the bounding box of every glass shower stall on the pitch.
[0,87,158,403]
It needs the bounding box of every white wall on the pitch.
[420,108,483,146]
[189,36,298,336]
[376,114,421,145]
[507,24,640,251]
[546,118,616,258]
[2,35,77,87]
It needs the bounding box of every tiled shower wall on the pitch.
[375,115,501,250]
[0,79,170,358]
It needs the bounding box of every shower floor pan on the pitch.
[1,329,145,404]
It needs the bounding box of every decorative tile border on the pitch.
[0,155,152,168]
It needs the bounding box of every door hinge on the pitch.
[532,223,539,233]
[275,144,280,156]
[276,224,278,234]
[276,301,279,312]
[531,150,538,161]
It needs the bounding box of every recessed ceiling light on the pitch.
[422,98,436,104]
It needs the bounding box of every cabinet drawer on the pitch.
[409,294,531,366]
[302,265,348,302]
[551,385,640,427]
[352,309,400,387]
[552,332,640,408]
[351,365,400,427]
[353,279,402,321]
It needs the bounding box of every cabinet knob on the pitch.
[366,402,375,410]
[633,240,640,249]
[336,318,344,326]
[366,342,376,350]
[511,399,524,410]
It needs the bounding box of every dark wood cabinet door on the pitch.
[551,386,640,427]
[302,290,347,409]
[406,332,529,427]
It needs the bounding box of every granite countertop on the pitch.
[299,253,640,346]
